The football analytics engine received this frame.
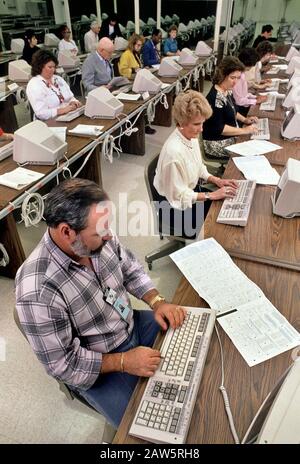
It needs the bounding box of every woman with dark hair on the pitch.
[163,25,180,56]
[118,33,144,78]
[26,49,81,120]
[58,24,78,54]
[202,56,258,159]
[21,29,40,65]
[233,48,267,116]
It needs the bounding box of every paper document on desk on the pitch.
[0,167,44,190]
[225,140,282,157]
[171,238,300,366]
[233,155,280,185]
[68,124,104,137]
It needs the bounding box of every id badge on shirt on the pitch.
[104,287,130,322]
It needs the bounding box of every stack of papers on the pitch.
[68,124,104,137]
[232,155,280,185]
[170,238,300,366]
[0,167,44,190]
[225,139,282,157]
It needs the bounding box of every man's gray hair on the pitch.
[91,21,100,29]
[44,178,108,231]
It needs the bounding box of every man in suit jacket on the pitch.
[99,13,122,40]
[142,29,162,67]
[82,37,114,93]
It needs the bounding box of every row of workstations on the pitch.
[0,55,213,279]
[113,44,300,444]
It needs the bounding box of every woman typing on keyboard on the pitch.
[26,50,82,120]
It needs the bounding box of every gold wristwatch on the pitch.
[149,294,166,309]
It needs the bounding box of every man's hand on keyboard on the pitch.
[122,347,162,377]
[154,303,187,331]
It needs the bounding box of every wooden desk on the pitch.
[114,260,300,444]
[204,160,300,271]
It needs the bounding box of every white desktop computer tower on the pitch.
[286,56,300,74]
[58,50,80,68]
[285,46,300,62]
[85,86,124,119]
[178,48,198,66]
[11,38,24,54]
[281,103,300,139]
[158,58,182,77]
[132,69,162,94]
[287,68,300,89]
[282,83,300,108]
[195,41,212,56]
[272,158,300,218]
[8,59,31,82]
[114,37,128,51]
[13,121,67,165]
[44,33,60,47]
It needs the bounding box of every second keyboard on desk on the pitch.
[217,179,256,227]
[129,307,216,444]
[259,94,277,111]
[56,105,85,122]
[251,118,270,140]
[0,141,13,162]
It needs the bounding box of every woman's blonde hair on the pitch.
[173,90,212,126]
[127,33,144,52]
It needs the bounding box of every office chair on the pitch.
[13,306,116,443]
[144,154,186,270]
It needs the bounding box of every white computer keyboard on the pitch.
[251,118,270,140]
[56,105,85,122]
[266,66,280,74]
[216,180,256,227]
[111,84,132,96]
[0,141,13,162]
[260,94,277,111]
[129,307,216,444]
[266,80,280,91]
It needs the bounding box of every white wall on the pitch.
[233,0,300,27]
[52,0,66,24]
[0,0,13,15]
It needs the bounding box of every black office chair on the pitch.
[13,306,116,442]
[144,154,187,270]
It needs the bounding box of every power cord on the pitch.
[0,243,9,267]
[175,79,183,95]
[215,324,240,444]
[21,192,44,227]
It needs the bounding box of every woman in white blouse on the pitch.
[58,25,78,54]
[26,49,82,120]
[153,91,238,237]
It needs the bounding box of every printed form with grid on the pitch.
[129,306,216,444]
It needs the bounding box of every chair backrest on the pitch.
[144,153,160,203]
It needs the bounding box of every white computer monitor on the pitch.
[13,120,67,165]
[8,59,31,82]
[292,30,300,46]
[11,38,24,54]
[272,157,300,218]
[285,45,300,62]
[287,68,300,89]
[84,86,124,119]
[58,50,80,68]
[158,57,182,77]
[195,40,212,56]
[286,56,300,74]
[281,104,300,139]
[44,33,60,47]
[132,69,162,94]
[178,48,198,66]
[114,37,128,51]
[282,83,300,108]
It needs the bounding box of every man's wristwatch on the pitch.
[204,192,210,201]
[149,294,166,309]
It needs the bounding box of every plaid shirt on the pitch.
[15,230,154,390]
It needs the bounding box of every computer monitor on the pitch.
[286,55,300,74]
[10,38,24,54]
[13,120,67,165]
[272,157,300,217]
[195,40,212,56]
[8,59,31,82]
[178,48,198,66]
[158,57,182,77]
[114,37,128,51]
[58,50,80,68]
[285,45,300,62]
[292,30,300,46]
[287,68,300,89]
[132,69,162,94]
[44,33,59,47]
[282,83,300,108]
[84,86,124,119]
[281,104,300,139]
